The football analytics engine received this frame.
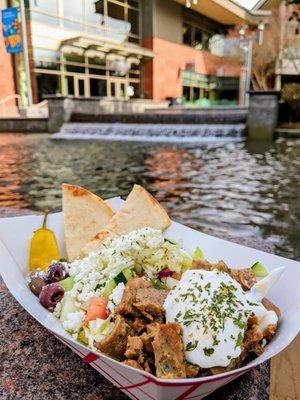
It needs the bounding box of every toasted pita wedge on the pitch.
[108,184,170,234]
[80,185,170,256]
[62,184,114,261]
[80,229,111,256]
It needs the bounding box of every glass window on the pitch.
[194,28,203,49]
[78,79,85,96]
[183,86,191,101]
[29,0,57,14]
[128,8,139,36]
[36,73,61,102]
[110,82,116,96]
[129,82,140,98]
[33,48,60,61]
[66,64,85,73]
[183,23,192,46]
[30,10,59,26]
[65,54,85,64]
[66,76,75,95]
[62,0,83,30]
[106,0,130,41]
[107,1,125,21]
[183,21,214,51]
[128,0,139,8]
[90,79,107,96]
[88,56,106,66]
[87,0,106,35]
[34,59,60,70]
[120,83,126,97]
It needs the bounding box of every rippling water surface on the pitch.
[0,133,299,260]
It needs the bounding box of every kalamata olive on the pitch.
[46,262,66,283]
[28,275,46,296]
[39,283,64,311]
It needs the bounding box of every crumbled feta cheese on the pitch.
[107,282,125,313]
[53,301,62,318]
[62,311,85,333]
[66,227,187,305]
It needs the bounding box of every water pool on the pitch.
[0,133,299,260]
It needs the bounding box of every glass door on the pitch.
[109,79,128,98]
[74,76,87,97]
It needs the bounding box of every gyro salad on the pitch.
[27,184,283,379]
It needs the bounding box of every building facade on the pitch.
[0,0,266,106]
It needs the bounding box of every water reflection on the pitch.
[0,134,299,261]
[0,134,30,208]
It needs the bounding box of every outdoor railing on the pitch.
[0,94,22,118]
[0,95,49,118]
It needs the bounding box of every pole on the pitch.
[244,37,253,107]
[19,0,33,106]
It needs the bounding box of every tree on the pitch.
[251,3,300,90]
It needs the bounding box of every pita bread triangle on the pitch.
[62,184,115,261]
[80,184,171,256]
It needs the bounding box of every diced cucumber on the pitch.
[102,279,117,298]
[179,249,193,272]
[164,238,177,245]
[251,262,268,277]
[102,268,135,298]
[114,271,127,285]
[114,268,135,285]
[193,247,205,261]
[58,276,74,292]
[123,268,136,281]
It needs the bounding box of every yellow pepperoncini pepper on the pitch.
[28,209,60,272]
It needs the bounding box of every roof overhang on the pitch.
[251,0,280,10]
[174,0,271,25]
[60,34,154,60]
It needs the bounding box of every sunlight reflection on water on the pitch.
[0,133,299,260]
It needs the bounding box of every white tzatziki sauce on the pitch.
[164,269,279,368]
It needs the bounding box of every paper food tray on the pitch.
[0,197,299,400]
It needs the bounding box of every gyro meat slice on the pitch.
[123,359,143,370]
[152,322,186,379]
[231,268,257,290]
[95,315,133,360]
[116,277,152,317]
[125,336,144,363]
[134,286,169,321]
[116,277,168,322]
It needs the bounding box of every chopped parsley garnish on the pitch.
[235,332,244,349]
[94,283,103,291]
[150,278,166,290]
[203,347,214,357]
[186,341,199,351]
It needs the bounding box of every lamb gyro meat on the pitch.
[116,277,168,322]
[151,322,187,379]
[95,315,134,360]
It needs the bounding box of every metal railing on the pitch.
[0,94,22,117]
[0,95,49,118]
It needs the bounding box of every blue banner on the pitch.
[1,7,23,54]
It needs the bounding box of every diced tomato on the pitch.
[83,297,108,326]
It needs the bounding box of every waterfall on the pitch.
[52,122,245,142]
